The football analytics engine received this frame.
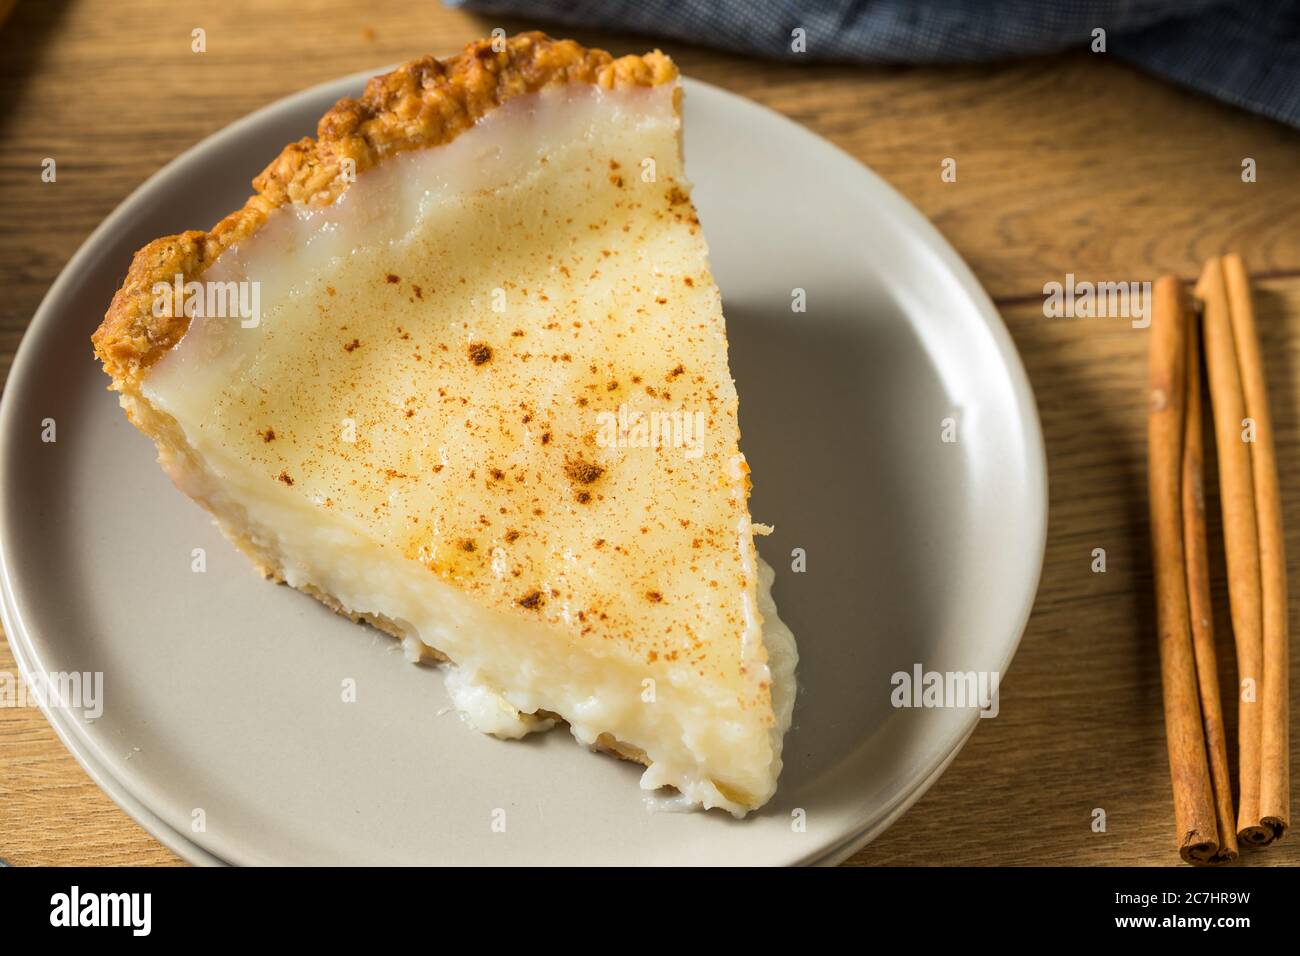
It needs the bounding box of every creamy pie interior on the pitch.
[94,35,797,816]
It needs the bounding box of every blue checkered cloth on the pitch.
[444,0,1300,128]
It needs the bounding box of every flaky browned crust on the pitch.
[91,33,677,388]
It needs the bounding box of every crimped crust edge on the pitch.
[91,32,677,388]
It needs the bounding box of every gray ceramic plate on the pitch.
[0,70,1046,866]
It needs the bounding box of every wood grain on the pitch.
[858,278,1300,866]
[1,0,1298,866]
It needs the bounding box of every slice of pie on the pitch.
[92,33,797,816]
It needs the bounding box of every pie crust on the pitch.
[92,32,676,388]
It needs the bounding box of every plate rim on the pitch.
[0,66,1047,867]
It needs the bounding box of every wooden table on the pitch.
[2,0,1297,867]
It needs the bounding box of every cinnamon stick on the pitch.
[1180,311,1238,863]
[1197,257,1270,846]
[1222,254,1290,844]
[1148,275,1221,863]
